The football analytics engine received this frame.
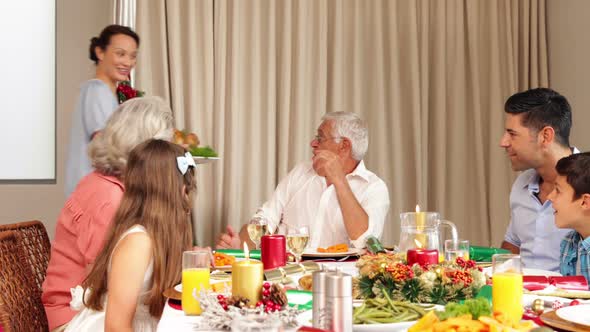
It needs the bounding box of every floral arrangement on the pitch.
[116,80,144,104]
[195,283,303,330]
[354,253,487,305]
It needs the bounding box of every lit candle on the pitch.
[407,240,438,267]
[415,204,427,247]
[232,242,264,305]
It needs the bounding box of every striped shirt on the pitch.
[560,230,590,285]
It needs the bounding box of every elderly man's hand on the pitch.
[312,150,346,185]
[215,225,241,249]
[191,246,215,267]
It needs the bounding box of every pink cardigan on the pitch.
[42,172,124,330]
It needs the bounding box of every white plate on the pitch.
[296,309,437,332]
[556,305,590,326]
[302,247,365,258]
[213,257,245,271]
[353,304,444,332]
[522,268,562,277]
[174,277,229,293]
[482,267,562,277]
[193,156,220,164]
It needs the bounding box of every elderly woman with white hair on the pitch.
[217,111,390,251]
[42,96,174,332]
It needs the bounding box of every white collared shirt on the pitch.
[252,160,390,248]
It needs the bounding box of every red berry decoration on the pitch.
[263,282,271,290]
[256,301,264,307]
[570,300,581,306]
[456,257,466,267]
[217,294,225,300]
[263,289,270,297]
[222,304,229,311]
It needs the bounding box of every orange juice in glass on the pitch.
[492,254,523,324]
[182,251,211,315]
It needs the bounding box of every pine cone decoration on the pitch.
[269,284,288,306]
[226,295,250,308]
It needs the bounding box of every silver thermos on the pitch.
[312,270,331,328]
[312,268,353,332]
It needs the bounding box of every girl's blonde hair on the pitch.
[88,96,174,177]
[83,139,196,318]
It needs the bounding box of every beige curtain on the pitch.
[136,0,548,248]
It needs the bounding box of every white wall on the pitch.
[0,0,111,238]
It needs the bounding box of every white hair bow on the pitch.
[177,152,196,175]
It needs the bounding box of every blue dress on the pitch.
[65,79,118,197]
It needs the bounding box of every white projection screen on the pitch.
[0,1,56,180]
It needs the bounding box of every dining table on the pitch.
[156,260,359,332]
[156,248,590,332]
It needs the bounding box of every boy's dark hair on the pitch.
[556,152,590,200]
[505,88,572,147]
[89,25,140,64]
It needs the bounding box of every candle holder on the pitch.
[399,210,458,254]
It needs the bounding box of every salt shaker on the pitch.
[325,271,353,332]
[312,270,332,329]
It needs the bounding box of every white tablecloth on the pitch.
[156,261,358,331]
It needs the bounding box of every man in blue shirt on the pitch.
[547,153,590,282]
[500,88,577,272]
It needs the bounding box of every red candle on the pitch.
[261,235,287,270]
[407,248,438,267]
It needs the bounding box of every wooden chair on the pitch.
[0,230,49,331]
[0,220,51,293]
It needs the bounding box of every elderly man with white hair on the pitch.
[217,111,390,249]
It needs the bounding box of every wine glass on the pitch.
[286,225,310,264]
[246,217,269,249]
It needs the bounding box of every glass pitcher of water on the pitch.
[398,211,458,253]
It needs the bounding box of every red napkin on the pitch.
[523,275,588,291]
[522,311,544,326]
[297,327,333,332]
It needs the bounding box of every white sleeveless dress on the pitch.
[65,225,158,331]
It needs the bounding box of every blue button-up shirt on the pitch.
[504,169,572,272]
[560,231,590,284]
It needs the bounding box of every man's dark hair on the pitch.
[505,88,572,147]
[556,152,590,200]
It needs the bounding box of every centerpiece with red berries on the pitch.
[354,253,488,305]
[196,281,303,330]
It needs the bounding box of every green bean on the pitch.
[352,296,433,325]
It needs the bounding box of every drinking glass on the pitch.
[182,250,211,315]
[231,314,282,332]
[246,217,269,249]
[444,239,470,262]
[286,225,310,263]
[492,254,523,324]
